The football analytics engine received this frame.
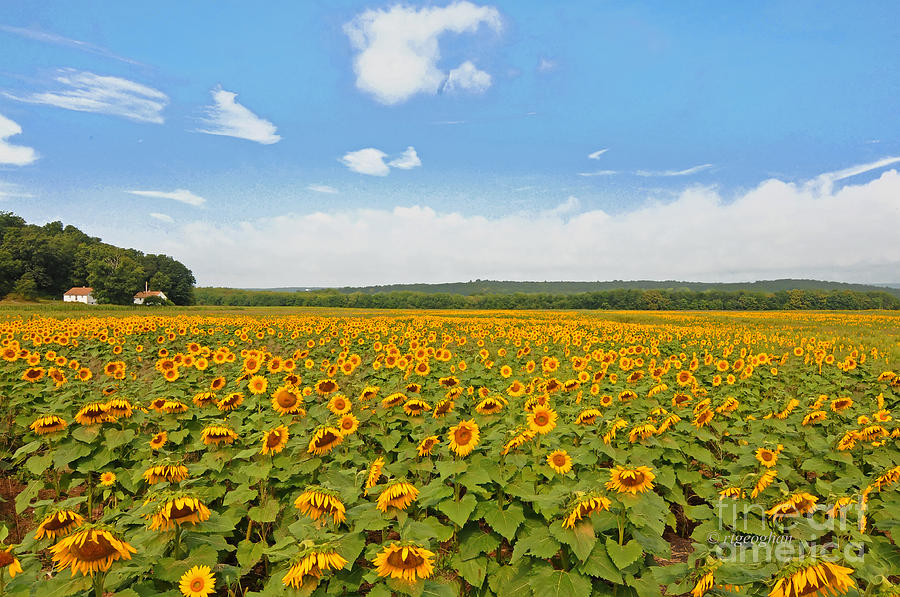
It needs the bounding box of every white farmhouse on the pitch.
[63,287,97,304]
[134,290,167,305]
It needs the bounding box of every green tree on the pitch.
[86,247,146,304]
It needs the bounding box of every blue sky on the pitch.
[1,1,898,286]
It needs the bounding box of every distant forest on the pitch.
[0,211,195,305]
[196,286,900,310]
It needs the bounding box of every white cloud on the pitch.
[537,58,557,73]
[149,212,174,223]
[444,61,492,94]
[636,163,713,177]
[196,86,281,144]
[544,196,580,216]
[0,113,38,166]
[0,25,146,66]
[578,170,617,177]
[6,69,168,123]
[588,148,608,160]
[341,146,422,176]
[388,146,422,169]
[344,1,501,104]
[0,181,33,199]
[127,189,206,206]
[812,156,900,186]
[147,165,900,287]
[307,184,339,194]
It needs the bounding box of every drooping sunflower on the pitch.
[294,487,346,524]
[693,409,714,429]
[315,379,339,395]
[179,565,216,597]
[105,398,133,419]
[148,494,211,531]
[35,509,85,540]
[628,422,657,443]
[751,468,778,498]
[575,408,601,425]
[75,402,112,426]
[381,392,406,408]
[871,465,900,492]
[448,419,480,457]
[261,425,290,455]
[282,545,347,589]
[271,385,305,416]
[372,542,435,582]
[149,431,168,450]
[216,392,243,412]
[161,400,189,415]
[718,487,744,500]
[403,398,431,416]
[562,493,611,529]
[332,413,357,437]
[30,414,68,435]
[547,450,573,474]
[606,466,655,494]
[433,398,454,418]
[0,544,23,578]
[501,427,537,455]
[528,405,558,435]
[200,424,238,446]
[475,396,506,415]
[417,435,439,456]
[328,394,352,415]
[49,525,136,576]
[831,397,853,413]
[602,418,628,445]
[802,410,827,426]
[307,426,343,455]
[769,560,855,597]
[766,492,818,518]
[365,457,385,494]
[377,480,419,512]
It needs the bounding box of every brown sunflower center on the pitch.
[552,454,567,467]
[43,515,73,531]
[621,472,646,487]
[170,504,198,520]
[266,432,283,448]
[191,578,205,591]
[333,399,346,410]
[0,551,14,566]
[386,550,424,569]
[315,431,339,447]
[275,390,298,408]
[341,419,354,430]
[454,427,473,445]
[534,413,550,426]
[71,535,116,561]
[320,381,336,392]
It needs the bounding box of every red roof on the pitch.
[64,287,93,296]
[134,290,164,299]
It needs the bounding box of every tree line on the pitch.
[0,212,196,305]
[195,287,900,310]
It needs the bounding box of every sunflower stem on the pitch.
[92,572,105,597]
[245,519,253,542]
[174,525,183,559]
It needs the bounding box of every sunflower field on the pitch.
[0,309,898,597]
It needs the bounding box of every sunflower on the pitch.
[547,450,572,474]
[475,396,506,415]
[372,543,435,582]
[149,431,168,450]
[802,410,827,426]
[528,405,558,435]
[143,463,189,484]
[831,397,853,413]
[417,435,439,456]
[315,379,339,395]
[439,376,459,387]
[338,413,359,436]
[657,413,681,433]
[35,509,85,540]
[192,392,216,407]
[871,465,900,491]
[282,546,347,589]
[365,457,385,494]
[162,400,189,414]
[562,493,611,529]
[30,414,68,435]
[606,466,655,494]
[294,487,346,524]
[377,481,419,512]
[200,424,238,446]
[179,565,216,597]
[507,380,526,397]
[751,469,778,498]
[448,419,480,457]
[628,422,657,443]
[359,386,379,401]
[755,448,779,468]
[693,409,714,428]
[433,399,454,418]
[403,398,431,416]
[75,402,112,425]
[148,495,211,531]
[271,386,305,416]
[216,392,243,412]
[767,492,818,518]
[49,525,136,576]
[261,425,290,455]
[210,376,226,391]
[719,487,744,500]
[22,367,45,382]
[575,408,601,425]
[769,560,855,597]
[501,428,536,455]
[105,398,133,418]
[381,392,406,408]
[0,545,23,578]
[247,375,268,395]
[328,394,352,415]
[307,426,343,455]
[602,419,628,445]
[99,472,116,487]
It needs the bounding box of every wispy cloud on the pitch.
[344,1,502,104]
[341,146,422,176]
[127,189,206,206]
[0,113,38,166]
[814,156,900,184]
[0,180,33,199]
[587,148,608,160]
[196,86,280,145]
[307,184,339,194]
[635,163,713,177]
[0,25,147,66]
[578,170,617,177]
[537,58,557,73]
[149,212,174,223]
[5,69,168,123]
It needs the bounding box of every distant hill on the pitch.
[314,279,900,298]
